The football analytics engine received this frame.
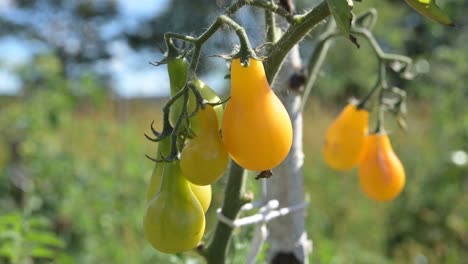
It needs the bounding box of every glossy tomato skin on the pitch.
[146,163,212,212]
[222,58,293,171]
[145,137,171,202]
[167,58,223,135]
[143,160,205,253]
[191,78,223,132]
[181,105,228,185]
[146,136,211,212]
[359,133,405,202]
[189,183,212,212]
[323,102,369,171]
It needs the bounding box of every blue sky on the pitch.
[0,0,215,98]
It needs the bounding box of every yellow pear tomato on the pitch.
[180,105,228,185]
[146,163,212,212]
[323,102,369,171]
[359,133,405,202]
[143,160,205,253]
[222,58,293,171]
[189,183,212,213]
[191,77,223,132]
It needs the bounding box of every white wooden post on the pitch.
[266,46,311,263]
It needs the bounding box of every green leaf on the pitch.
[28,216,53,229]
[0,212,22,232]
[327,0,352,35]
[0,243,15,258]
[56,253,75,264]
[0,230,20,241]
[327,0,359,47]
[25,231,65,248]
[31,246,56,259]
[404,0,455,27]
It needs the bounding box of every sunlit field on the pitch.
[2,95,465,263]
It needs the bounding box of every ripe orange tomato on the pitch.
[222,58,293,171]
[359,133,405,202]
[323,102,369,171]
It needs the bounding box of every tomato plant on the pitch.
[140,0,456,261]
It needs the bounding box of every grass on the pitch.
[1,96,464,264]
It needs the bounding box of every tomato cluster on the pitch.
[144,56,293,253]
[143,57,221,254]
[323,102,406,202]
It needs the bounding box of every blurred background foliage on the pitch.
[0,0,467,263]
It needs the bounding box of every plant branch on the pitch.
[188,18,223,74]
[164,32,197,44]
[145,85,189,144]
[224,0,292,20]
[300,21,337,111]
[265,0,278,45]
[164,14,255,74]
[351,28,412,68]
[167,87,189,160]
[300,19,415,111]
[264,1,330,83]
[374,64,387,134]
[201,161,247,264]
[218,15,256,63]
[250,0,293,22]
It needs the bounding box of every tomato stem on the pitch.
[373,62,388,134]
[300,20,337,111]
[264,1,330,83]
[218,15,256,65]
[168,88,190,160]
[201,160,246,264]
[265,0,279,47]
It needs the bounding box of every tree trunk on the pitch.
[267,45,310,264]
